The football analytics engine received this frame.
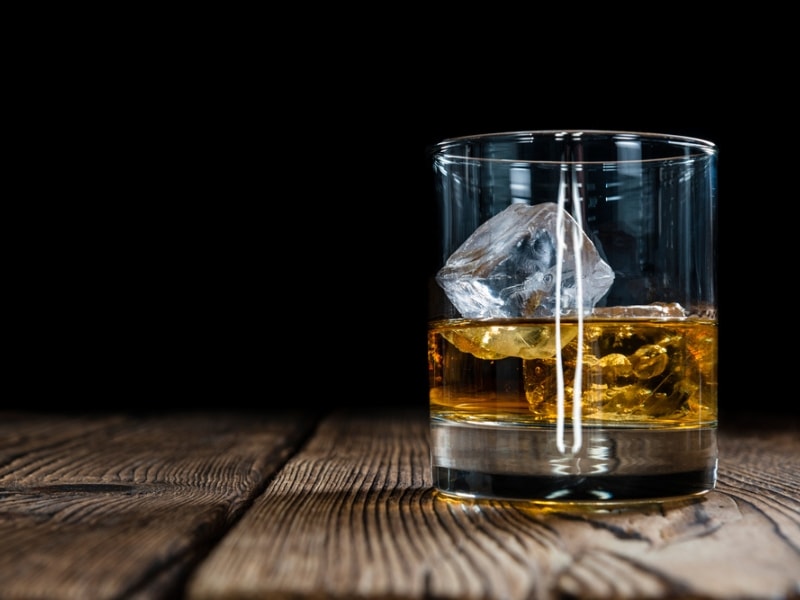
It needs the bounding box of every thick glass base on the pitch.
[433,467,715,506]
[431,419,718,505]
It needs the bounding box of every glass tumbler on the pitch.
[428,130,718,506]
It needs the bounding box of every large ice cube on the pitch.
[437,203,615,318]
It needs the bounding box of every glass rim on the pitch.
[431,129,718,165]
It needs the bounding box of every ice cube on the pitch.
[436,203,615,318]
[590,303,688,319]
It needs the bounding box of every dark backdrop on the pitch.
[10,53,790,419]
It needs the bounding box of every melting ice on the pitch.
[436,203,615,319]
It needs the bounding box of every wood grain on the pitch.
[188,409,800,600]
[1,410,797,599]
[0,411,320,600]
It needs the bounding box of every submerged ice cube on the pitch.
[590,303,687,319]
[437,203,615,318]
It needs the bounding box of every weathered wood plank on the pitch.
[188,409,800,600]
[0,411,321,600]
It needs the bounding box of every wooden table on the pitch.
[1,408,798,600]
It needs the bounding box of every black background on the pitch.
[10,42,793,420]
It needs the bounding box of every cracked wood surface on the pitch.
[1,410,798,599]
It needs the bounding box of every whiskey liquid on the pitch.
[428,318,718,504]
